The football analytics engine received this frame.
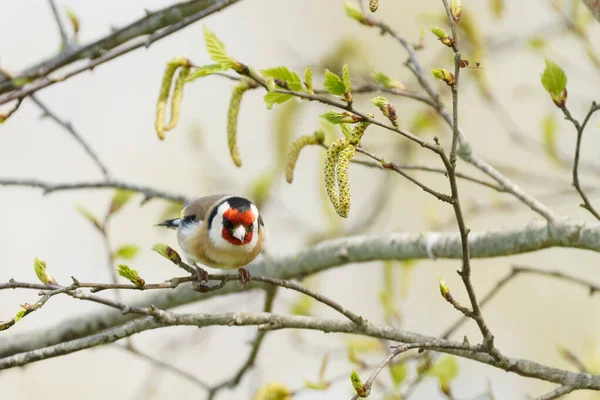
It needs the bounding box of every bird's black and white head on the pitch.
[208,197,261,250]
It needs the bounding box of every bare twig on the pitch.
[113,344,210,391]
[512,265,600,295]
[0,178,187,203]
[0,98,23,123]
[2,311,598,393]
[560,101,600,221]
[30,96,111,179]
[0,0,242,104]
[47,0,69,49]
[3,271,366,326]
[535,385,575,400]
[352,342,480,399]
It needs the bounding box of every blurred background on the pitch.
[1,0,600,398]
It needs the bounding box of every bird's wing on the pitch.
[181,194,232,221]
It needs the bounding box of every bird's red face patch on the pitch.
[221,208,256,245]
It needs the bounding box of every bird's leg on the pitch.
[190,264,210,292]
[237,268,251,287]
[194,265,209,283]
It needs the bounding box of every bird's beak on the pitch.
[232,225,246,243]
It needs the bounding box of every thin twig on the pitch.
[0,178,187,203]
[512,265,600,295]
[4,271,366,326]
[113,345,210,391]
[30,95,111,179]
[351,342,481,399]
[47,0,69,49]
[0,0,242,104]
[535,385,575,400]
[560,101,600,221]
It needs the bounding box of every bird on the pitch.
[156,194,265,287]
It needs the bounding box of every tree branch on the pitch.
[1,217,599,358]
[0,0,243,104]
[30,95,111,179]
[47,0,69,49]
[1,311,599,392]
[560,101,600,221]
[0,179,188,203]
[535,385,576,400]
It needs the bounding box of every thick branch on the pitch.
[0,0,242,103]
[1,218,599,358]
[0,311,599,392]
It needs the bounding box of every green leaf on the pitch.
[75,204,102,231]
[34,257,57,285]
[186,64,229,83]
[321,111,357,125]
[344,2,365,22]
[372,71,405,90]
[117,264,145,287]
[203,26,232,68]
[541,58,567,97]
[264,92,293,109]
[428,355,459,388]
[113,244,140,260]
[261,66,303,91]
[109,189,134,215]
[290,295,313,316]
[430,27,448,39]
[541,113,561,167]
[323,69,346,96]
[340,123,353,139]
[265,76,276,92]
[342,64,351,94]
[370,96,388,108]
[303,66,314,93]
[152,243,182,264]
[303,380,329,390]
[389,362,408,386]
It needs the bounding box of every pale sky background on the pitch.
[1,0,600,399]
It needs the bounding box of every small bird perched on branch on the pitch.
[157,194,265,286]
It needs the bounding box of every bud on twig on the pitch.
[431,68,455,87]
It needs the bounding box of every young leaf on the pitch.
[340,123,353,140]
[541,113,561,167]
[342,64,352,101]
[34,257,57,285]
[303,66,314,93]
[350,370,367,397]
[323,69,346,96]
[430,27,448,40]
[389,362,408,386]
[264,92,293,109]
[261,66,302,91]
[75,204,102,231]
[109,189,134,215]
[344,2,367,24]
[203,26,232,68]
[117,264,145,287]
[152,243,182,265]
[541,58,567,105]
[321,111,359,125]
[186,64,228,83]
[113,244,140,260]
[428,355,459,394]
[253,382,292,400]
[372,71,406,90]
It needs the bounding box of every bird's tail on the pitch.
[155,218,182,229]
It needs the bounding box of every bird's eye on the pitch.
[222,219,232,228]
